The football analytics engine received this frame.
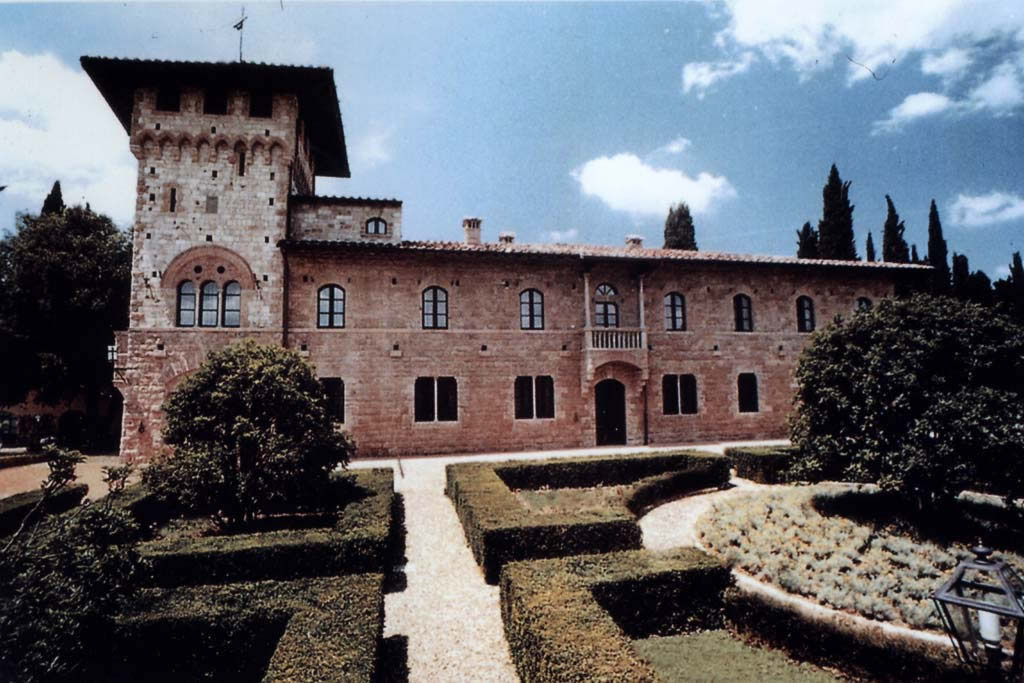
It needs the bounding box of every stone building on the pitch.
[81,56,928,462]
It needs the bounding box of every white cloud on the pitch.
[968,61,1024,113]
[546,228,578,243]
[949,191,1024,227]
[572,153,736,216]
[655,136,692,155]
[351,123,395,170]
[0,51,135,225]
[921,47,973,80]
[682,52,755,98]
[872,92,956,133]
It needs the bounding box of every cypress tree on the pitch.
[796,221,818,258]
[663,202,697,250]
[927,199,950,293]
[817,164,857,260]
[881,195,910,263]
[41,180,65,215]
[865,231,876,262]
[911,244,920,263]
[951,253,970,299]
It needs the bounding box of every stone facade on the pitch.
[83,57,929,462]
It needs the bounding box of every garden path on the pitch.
[0,455,126,500]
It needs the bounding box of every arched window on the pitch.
[422,286,448,329]
[366,217,388,235]
[318,285,345,328]
[176,281,196,327]
[594,283,618,328]
[222,281,241,327]
[796,296,815,332]
[199,282,219,327]
[733,293,753,332]
[856,297,873,312]
[520,289,544,330]
[664,292,686,331]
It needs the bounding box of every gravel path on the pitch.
[0,455,128,501]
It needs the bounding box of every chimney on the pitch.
[498,231,515,245]
[625,234,644,249]
[463,217,482,245]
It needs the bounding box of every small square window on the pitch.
[269,198,274,206]
[149,167,155,175]
[270,172,275,180]
[212,170,218,179]
[205,196,218,214]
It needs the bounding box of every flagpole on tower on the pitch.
[234,7,248,62]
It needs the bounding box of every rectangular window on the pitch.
[680,374,698,414]
[169,188,177,213]
[515,375,555,420]
[663,373,698,415]
[238,151,246,177]
[437,377,458,422]
[738,373,759,413]
[415,377,458,422]
[155,87,180,112]
[206,195,218,214]
[662,374,680,415]
[249,91,273,118]
[204,89,228,115]
[414,377,435,422]
[321,377,345,423]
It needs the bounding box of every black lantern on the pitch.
[932,546,1024,678]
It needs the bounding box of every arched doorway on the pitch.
[595,378,626,445]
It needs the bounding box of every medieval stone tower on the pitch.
[82,57,350,461]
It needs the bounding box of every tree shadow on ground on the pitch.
[375,635,409,683]
[384,492,407,593]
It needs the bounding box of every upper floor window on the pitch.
[155,87,180,112]
[422,286,448,329]
[321,377,345,423]
[414,376,458,422]
[796,296,815,332]
[595,283,617,297]
[318,285,345,328]
[738,373,759,413]
[249,91,273,118]
[199,282,219,327]
[856,297,873,312]
[238,151,246,177]
[204,89,228,115]
[515,375,555,419]
[222,281,241,327]
[176,281,196,327]
[169,188,177,213]
[594,283,619,328]
[733,294,753,332]
[665,292,686,331]
[663,374,698,415]
[520,289,544,330]
[366,217,388,235]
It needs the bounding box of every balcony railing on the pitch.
[588,327,645,350]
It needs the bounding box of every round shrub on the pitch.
[790,294,1024,510]
[143,341,352,527]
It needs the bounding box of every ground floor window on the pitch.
[414,376,458,422]
[738,373,759,413]
[320,377,345,423]
[662,374,698,415]
[514,375,555,419]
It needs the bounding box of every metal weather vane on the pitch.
[233,6,248,62]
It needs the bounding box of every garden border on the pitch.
[0,483,88,537]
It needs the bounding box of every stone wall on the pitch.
[289,198,403,243]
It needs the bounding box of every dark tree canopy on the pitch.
[663,202,697,250]
[790,295,1024,511]
[40,181,65,216]
[865,231,876,262]
[881,195,910,263]
[143,341,353,527]
[817,164,857,260]
[0,204,131,409]
[951,252,994,305]
[796,221,818,259]
[927,199,950,293]
[994,251,1024,322]
[911,244,919,263]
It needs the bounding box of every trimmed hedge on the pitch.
[725,587,964,681]
[727,445,798,484]
[106,574,384,682]
[138,468,395,586]
[499,548,732,682]
[446,450,729,583]
[0,483,88,537]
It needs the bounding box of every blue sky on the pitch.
[1,2,1023,279]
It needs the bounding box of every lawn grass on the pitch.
[513,484,633,518]
[632,630,838,682]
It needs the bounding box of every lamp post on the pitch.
[932,546,1024,679]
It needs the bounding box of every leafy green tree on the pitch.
[0,447,143,682]
[817,164,857,260]
[790,295,1024,512]
[865,231,876,262]
[881,195,910,263]
[40,180,65,216]
[0,205,130,430]
[143,341,353,528]
[927,200,950,293]
[663,202,697,250]
[795,221,818,258]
